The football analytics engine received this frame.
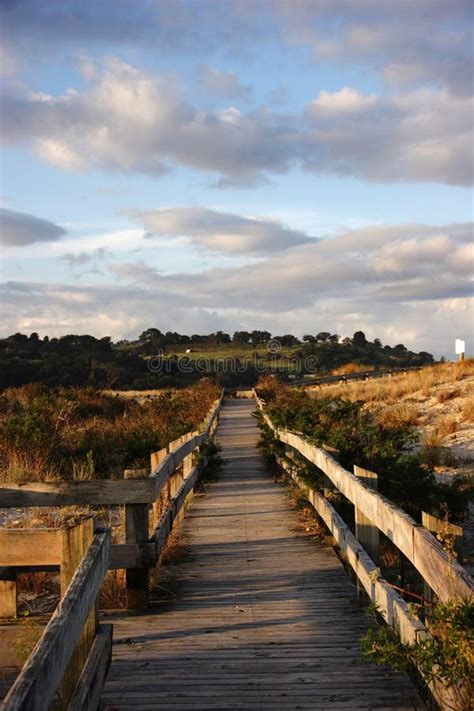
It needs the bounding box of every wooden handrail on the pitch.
[3,528,111,711]
[253,390,473,602]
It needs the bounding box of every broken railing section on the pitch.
[253,389,472,710]
[1,519,112,711]
[0,392,224,614]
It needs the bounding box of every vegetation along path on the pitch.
[101,398,423,710]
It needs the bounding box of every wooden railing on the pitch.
[289,365,422,388]
[1,519,111,711]
[253,389,473,708]
[0,392,224,612]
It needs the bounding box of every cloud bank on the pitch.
[1,221,471,356]
[0,208,67,247]
[1,59,472,186]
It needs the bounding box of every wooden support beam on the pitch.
[421,511,463,601]
[354,465,379,565]
[0,478,156,508]
[0,529,62,567]
[67,624,112,711]
[0,567,17,619]
[125,503,149,610]
[59,518,96,710]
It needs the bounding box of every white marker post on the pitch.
[455,338,465,363]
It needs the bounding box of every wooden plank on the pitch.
[150,447,167,473]
[277,455,426,647]
[60,519,96,709]
[354,465,379,565]
[0,529,62,567]
[0,478,156,508]
[421,511,463,559]
[101,399,422,711]
[3,529,110,711]
[68,624,113,711]
[110,543,157,570]
[151,464,202,559]
[0,568,17,618]
[125,504,149,610]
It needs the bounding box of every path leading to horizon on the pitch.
[101,398,423,710]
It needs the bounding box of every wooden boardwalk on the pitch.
[101,399,423,710]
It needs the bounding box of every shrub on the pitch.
[0,380,220,482]
[362,598,474,711]
[258,381,471,521]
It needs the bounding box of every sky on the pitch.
[0,0,473,358]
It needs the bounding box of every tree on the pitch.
[353,331,367,348]
[303,334,315,343]
[316,331,331,343]
[232,331,251,345]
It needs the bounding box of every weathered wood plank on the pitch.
[274,426,472,602]
[110,543,157,570]
[0,529,62,567]
[125,504,149,610]
[102,399,422,711]
[276,455,426,646]
[67,624,112,711]
[354,465,379,565]
[60,518,96,709]
[0,567,17,618]
[0,479,156,508]
[3,529,110,711]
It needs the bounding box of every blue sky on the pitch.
[0,0,473,357]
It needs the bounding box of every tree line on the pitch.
[0,329,434,389]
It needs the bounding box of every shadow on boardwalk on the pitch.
[101,398,424,710]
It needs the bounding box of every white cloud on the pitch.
[308,87,377,116]
[132,207,316,254]
[1,59,472,186]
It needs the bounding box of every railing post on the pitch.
[322,445,339,498]
[125,503,150,610]
[421,511,463,601]
[0,567,17,618]
[59,518,95,709]
[354,465,379,565]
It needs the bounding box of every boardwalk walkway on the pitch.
[101,399,423,710]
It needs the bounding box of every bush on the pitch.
[362,598,474,711]
[257,382,471,520]
[0,380,220,482]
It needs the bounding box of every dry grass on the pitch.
[0,451,59,484]
[437,388,461,403]
[100,570,127,609]
[310,360,474,405]
[375,403,421,428]
[460,396,474,423]
[436,415,459,439]
[329,363,376,376]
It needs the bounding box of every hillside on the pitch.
[0,329,434,390]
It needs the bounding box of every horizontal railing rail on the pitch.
[289,365,423,388]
